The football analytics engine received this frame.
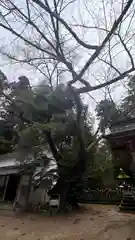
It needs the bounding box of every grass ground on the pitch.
[0,204,134,239]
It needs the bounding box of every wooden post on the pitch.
[24,173,33,210]
[13,176,22,211]
[3,175,9,201]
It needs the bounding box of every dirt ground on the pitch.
[0,205,135,239]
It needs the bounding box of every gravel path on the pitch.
[0,205,134,239]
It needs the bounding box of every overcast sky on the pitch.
[0,0,134,122]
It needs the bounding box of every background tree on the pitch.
[85,141,115,189]
[96,99,121,133]
[96,74,135,134]
[121,75,135,118]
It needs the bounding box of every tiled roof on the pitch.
[110,122,135,134]
[105,118,135,137]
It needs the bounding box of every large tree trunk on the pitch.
[48,156,86,210]
[65,88,86,208]
[45,131,62,166]
[48,90,87,210]
[24,173,33,211]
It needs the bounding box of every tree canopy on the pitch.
[96,74,135,133]
[0,70,115,208]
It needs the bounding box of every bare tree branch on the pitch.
[5,0,56,51]
[99,58,121,75]
[77,0,133,81]
[93,125,100,137]
[87,135,103,151]
[71,24,113,34]
[0,22,56,58]
[26,0,31,20]
[118,33,134,68]
[44,61,58,90]
[77,67,135,94]
[0,0,134,97]
[32,0,98,50]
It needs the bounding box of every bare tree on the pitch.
[0,0,135,208]
[0,0,134,92]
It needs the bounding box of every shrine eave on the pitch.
[104,128,135,140]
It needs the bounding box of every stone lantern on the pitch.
[117,169,135,212]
